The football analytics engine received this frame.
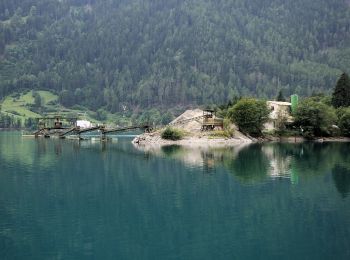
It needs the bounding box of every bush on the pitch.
[47,100,58,106]
[223,118,231,130]
[44,107,57,113]
[161,127,184,140]
[161,111,174,125]
[138,108,161,125]
[294,99,337,138]
[274,129,300,137]
[96,108,107,121]
[71,104,87,111]
[337,108,350,137]
[228,98,270,136]
[209,129,234,138]
[11,92,20,99]
[7,110,21,116]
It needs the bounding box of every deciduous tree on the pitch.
[295,99,337,138]
[228,98,270,136]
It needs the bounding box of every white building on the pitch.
[264,101,294,131]
[76,120,92,129]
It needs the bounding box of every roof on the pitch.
[267,101,291,106]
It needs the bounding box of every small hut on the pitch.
[201,109,224,131]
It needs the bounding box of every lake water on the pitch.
[0,132,350,259]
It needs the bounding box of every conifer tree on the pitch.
[332,73,350,108]
[276,90,286,102]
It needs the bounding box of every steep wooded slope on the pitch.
[1,0,350,111]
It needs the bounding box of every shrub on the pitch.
[294,99,337,138]
[161,127,184,140]
[44,107,57,113]
[47,100,58,106]
[209,129,234,138]
[71,104,87,111]
[96,108,107,121]
[228,98,270,136]
[7,110,21,116]
[337,108,350,137]
[11,93,20,99]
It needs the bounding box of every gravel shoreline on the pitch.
[132,132,350,148]
[132,132,253,148]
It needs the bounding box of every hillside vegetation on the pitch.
[0,90,112,126]
[1,0,350,112]
[1,90,56,118]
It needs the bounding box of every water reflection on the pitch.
[137,144,283,183]
[1,133,350,259]
[2,133,350,196]
[332,165,350,198]
[135,142,350,190]
[33,137,121,155]
[138,143,248,175]
[161,145,214,173]
[225,144,270,184]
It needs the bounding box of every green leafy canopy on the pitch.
[295,98,337,138]
[228,98,270,136]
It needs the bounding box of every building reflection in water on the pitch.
[261,145,299,184]
[31,138,350,196]
[135,142,350,196]
[160,145,218,174]
[137,143,250,176]
[136,143,303,184]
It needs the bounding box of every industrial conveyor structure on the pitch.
[32,116,151,140]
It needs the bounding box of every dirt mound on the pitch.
[170,109,203,124]
[133,108,253,146]
[169,109,204,131]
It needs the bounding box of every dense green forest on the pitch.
[1,0,350,112]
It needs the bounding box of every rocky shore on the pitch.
[132,131,350,148]
[132,109,350,148]
[132,131,253,148]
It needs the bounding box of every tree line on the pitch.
[224,73,350,138]
[0,113,37,129]
[1,0,350,113]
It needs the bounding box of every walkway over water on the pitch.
[33,124,151,139]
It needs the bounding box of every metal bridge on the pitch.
[34,125,151,140]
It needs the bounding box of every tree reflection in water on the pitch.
[224,144,270,184]
[332,165,350,198]
[146,142,350,193]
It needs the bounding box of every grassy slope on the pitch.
[0,90,137,126]
[0,91,105,123]
[1,91,55,119]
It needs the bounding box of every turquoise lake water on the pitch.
[0,132,350,259]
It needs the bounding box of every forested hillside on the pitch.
[1,0,350,112]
